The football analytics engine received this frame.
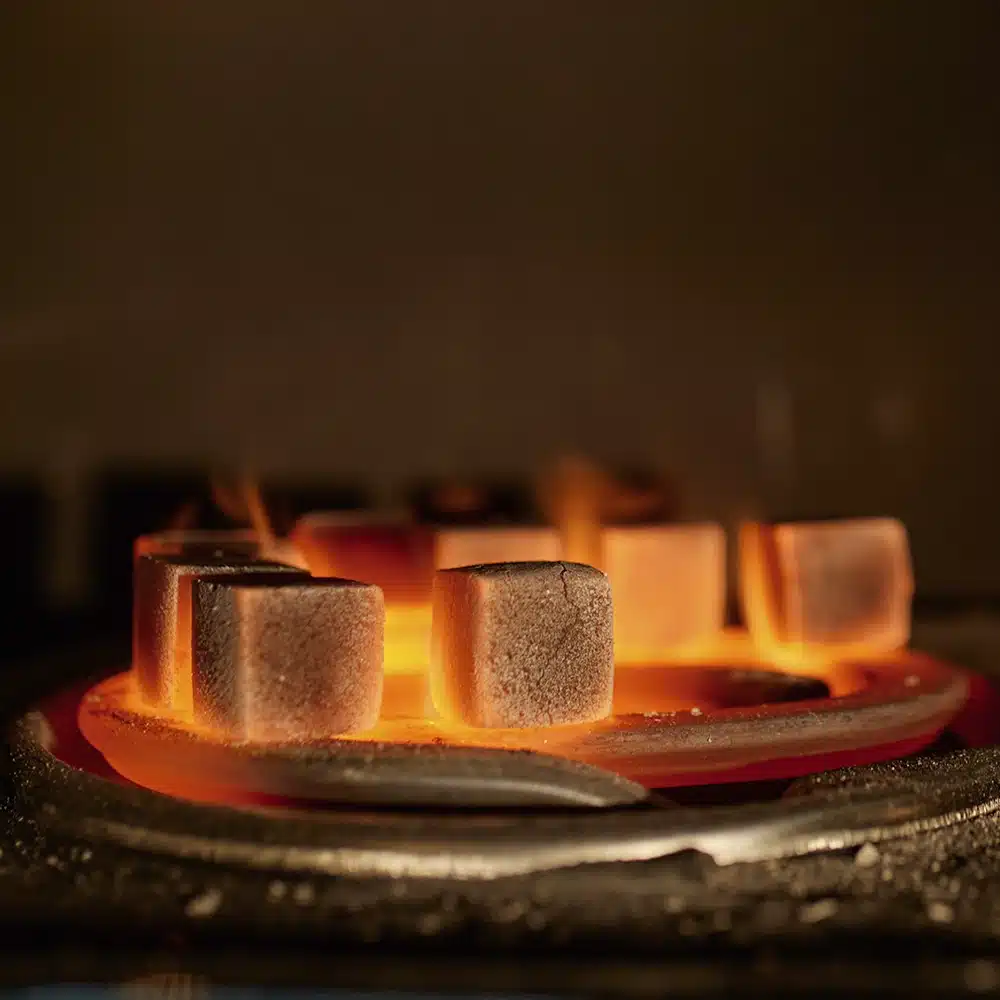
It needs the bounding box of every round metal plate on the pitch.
[9,708,1000,880]
[78,652,968,797]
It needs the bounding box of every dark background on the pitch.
[1,1,998,615]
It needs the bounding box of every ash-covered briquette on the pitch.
[604,523,725,663]
[133,554,306,713]
[742,518,913,656]
[192,576,384,742]
[430,560,614,729]
[786,519,912,646]
[291,514,435,604]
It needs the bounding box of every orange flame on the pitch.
[210,473,308,569]
[210,473,274,543]
[537,456,606,568]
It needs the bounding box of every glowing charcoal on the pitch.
[192,576,384,741]
[133,554,305,714]
[292,514,436,673]
[604,523,726,663]
[435,526,561,569]
[291,514,435,603]
[741,518,913,661]
[430,561,613,728]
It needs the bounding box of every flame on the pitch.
[291,513,435,675]
[538,456,606,568]
[209,473,308,569]
[605,523,726,665]
[210,473,273,541]
[126,495,917,765]
[383,603,433,674]
[242,476,276,546]
[435,526,561,569]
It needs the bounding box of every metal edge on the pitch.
[7,711,1000,880]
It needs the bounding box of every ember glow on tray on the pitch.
[740,518,913,669]
[291,513,435,675]
[75,474,969,804]
[128,513,918,727]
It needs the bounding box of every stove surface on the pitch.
[2,612,1000,997]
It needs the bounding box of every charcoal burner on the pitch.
[3,627,988,879]
[3,611,1000,997]
[11,705,1000,880]
[3,509,1000,997]
[75,644,967,801]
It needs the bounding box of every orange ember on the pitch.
[740,519,913,671]
[209,474,310,569]
[102,458,946,806]
[291,513,435,675]
[605,523,726,664]
[435,526,561,569]
[538,456,606,568]
[79,641,966,800]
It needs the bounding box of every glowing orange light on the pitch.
[210,474,310,569]
[435,526,561,569]
[133,555,305,715]
[604,523,725,664]
[538,456,606,568]
[94,502,946,808]
[740,519,913,670]
[292,513,435,674]
[80,638,965,802]
[137,470,309,570]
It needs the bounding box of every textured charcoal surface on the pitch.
[192,576,384,741]
[775,519,912,651]
[431,561,614,728]
[133,555,305,711]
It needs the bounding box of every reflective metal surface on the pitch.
[10,712,1000,880]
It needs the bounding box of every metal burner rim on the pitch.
[8,707,1000,881]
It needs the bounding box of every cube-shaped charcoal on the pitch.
[430,561,614,728]
[435,526,561,570]
[134,554,306,713]
[741,518,913,657]
[292,513,435,604]
[604,523,725,663]
[192,576,384,741]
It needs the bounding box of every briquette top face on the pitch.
[197,575,380,594]
[438,560,607,580]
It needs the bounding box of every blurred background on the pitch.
[1,1,998,651]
